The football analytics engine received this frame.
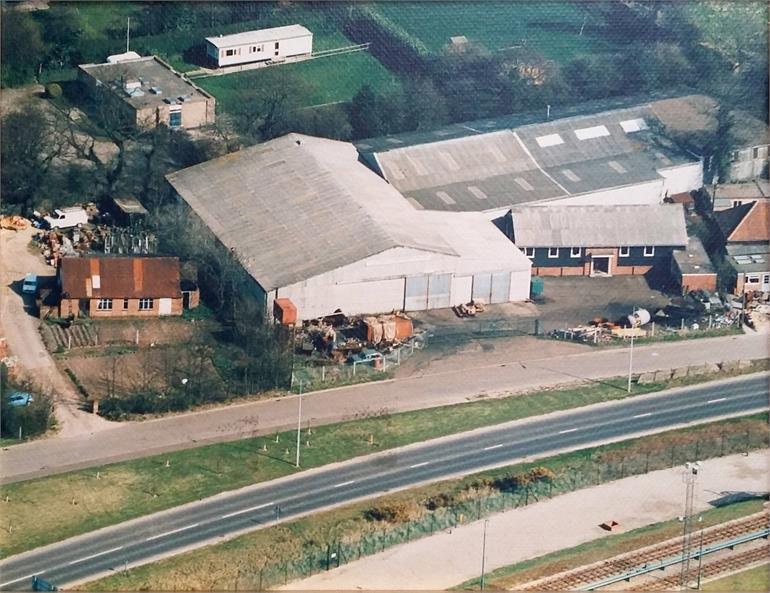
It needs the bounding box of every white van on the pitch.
[44,207,89,229]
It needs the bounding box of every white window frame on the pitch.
[548,247,559,259]
[225,49,236,57]
[524,247,535,258]
[643,246,655,257]
[746,274,760,284]
[139,297,154,311]
[733,200,743,207]
[619,246,630,257]
[96,298,113,311]
[570,247,581,258]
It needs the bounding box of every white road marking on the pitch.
[333,480,355,488]
[482,444,504,451]
[145,523,199,541]
[633,413,653,419]
[0,573,43,587]
[68,546,124,565]
[409,462,430,468]
[221,502,274,519]
[707,398,727,404]
[558,428,578,434]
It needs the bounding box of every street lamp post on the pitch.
[627,335,635,393]
[295,381,303,468]
[480,519,489,591]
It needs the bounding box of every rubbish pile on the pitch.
[0,215,30,231]
[295,311,417,365]
[452,299,486,318]
[34,226,106,266]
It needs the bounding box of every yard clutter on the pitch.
[452,299,486,318]
[0,215,30,231]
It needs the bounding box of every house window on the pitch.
[746,274,760,284]
[763,274,770,284]
[619,246,630,257]
[123,298,129,310]
[753,147,760,159]
[225,49,236,57]
[97,298,113,311]
[733,200,743,207]
[730,150,740,162]
[643,246,655,257]
[169,110,182,128]
[524,247,535,258]
[548,247,559,258]
[139,298,154,311]
[570,247,581,258]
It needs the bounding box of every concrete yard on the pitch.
[283,450,770,591]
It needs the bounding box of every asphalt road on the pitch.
[1,374,767,591]
[2,332,768,484]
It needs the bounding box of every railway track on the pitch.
[517,512,769,591]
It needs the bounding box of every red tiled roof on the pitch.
[715,201,770,243]
[60,257,181,299]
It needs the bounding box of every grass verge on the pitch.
[78,416,768,592]
[1,361,766,558]
[702,563,770,592]
[456,499,767,590]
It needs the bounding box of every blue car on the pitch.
[7,392,33,407]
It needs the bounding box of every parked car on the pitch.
[22,273,38,295]
[348,348,383,364]
[43,207,88,229]
[7,392,34,407]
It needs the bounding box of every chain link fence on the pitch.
[240,421,768,590]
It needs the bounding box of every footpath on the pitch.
[1,331,767,483]
[283,450,770,590]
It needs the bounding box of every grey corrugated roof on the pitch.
[509,204,688,248]
[205,25,311,49]
[166,134,455,291]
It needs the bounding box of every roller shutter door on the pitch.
[404,276,429,310]
[490,272,511,304]
[472,273,492,302]
[427,274,451,309]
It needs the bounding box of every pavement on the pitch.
[0,227,110,437]
[1,327,768,483]
[0,374,767,591]
[283,450,770,590]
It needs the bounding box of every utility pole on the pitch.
[479,519,489,591]
[295,381,303,468]
[627,334,635,393]
[126,17,131,53]
[680,461,701,590]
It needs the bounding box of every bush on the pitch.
[0,387,55,439]
[45,82,62,99]
[365,501,420,523]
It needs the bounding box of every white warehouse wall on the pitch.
[549,179,664,205]
[509,268,531,301]
[659,161,703,195]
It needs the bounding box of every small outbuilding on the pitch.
[205,25,312,68]
[672,235,717,294]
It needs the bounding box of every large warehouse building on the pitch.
[167,134,531,320]
[357,95,706,213]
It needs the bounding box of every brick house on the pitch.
[713,201,770,294]
[59,257,184,318]
[500,204,688,278]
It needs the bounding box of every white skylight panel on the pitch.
[467,185,488,199]
[620,118,649,133]
[535,133,565,148]
[654,151,673,166]
[574,125,610,140]
[561,168,581,182]
[436,191,456,205]
[608,160,627,174]
[440,151,460,171]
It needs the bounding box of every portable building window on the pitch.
[139,298,154,310]
[570,247,581,258]
[275,41,280,49]
[97,298,113,311]
[548,247,559,258]
[225,49,236,56]
[643,246,655,257]
[619,246,630,257]
[524,247,535,258]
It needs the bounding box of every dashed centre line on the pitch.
[146,523,199,541]
[632,413,653,419]
[68,546,124,565]
[333,480,355,488]
[409,462,430,468]
[558,428,578,434]
[482,444,504,451]
[0,573,43,587]
[707,398,727,404]
[221,502,274,519]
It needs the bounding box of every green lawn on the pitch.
[372,1,620,61]
[197,48,399,112]
[702,563,770,592]
[1,362,766,559]
[456,499,767,590]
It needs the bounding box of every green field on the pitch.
[372,1,619,61]
[197,48,399,112]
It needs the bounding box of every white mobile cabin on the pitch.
[205,24,313,68]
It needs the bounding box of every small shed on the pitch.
[110,196,148,227]
[672,235,717,295]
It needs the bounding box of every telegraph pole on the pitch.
[627,334,635,393]
[480,519,489,591]
[295,381,303,468]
